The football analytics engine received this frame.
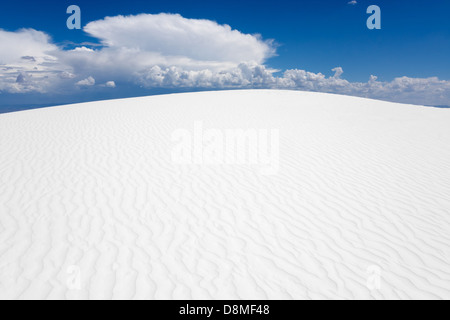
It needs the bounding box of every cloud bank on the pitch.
[1,13,449,106]
[0,28,71,93]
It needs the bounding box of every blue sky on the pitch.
[0,0,449,110]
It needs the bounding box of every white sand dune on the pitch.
[0,90,449,300]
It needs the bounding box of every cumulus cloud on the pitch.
[0,28,73,93]
[348,1,358,5]
[131,62,450,105]
[275,68,450,105]
[0,29,55,64]
[76,76,95,86]
[135,63,277,89]
[0,14,449,106]
[53,13,276,88]
[83,14,275,69]
[331,67,344,79]
[105,81,116,88]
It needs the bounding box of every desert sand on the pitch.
[0,90,449,299]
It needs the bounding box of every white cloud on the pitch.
[135,63,277,89]
[0,29,55,64]
[70,46,95,53]
[105,81,116,88]
[0,28,71,93]
[59,71,76,79]
[275,68,450,105]
[83,13,275,69]
[348,1,358,5]
[0,14,449,106]
[132,63,450,105]
[76,76,95,86]
[331,67,344,78]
